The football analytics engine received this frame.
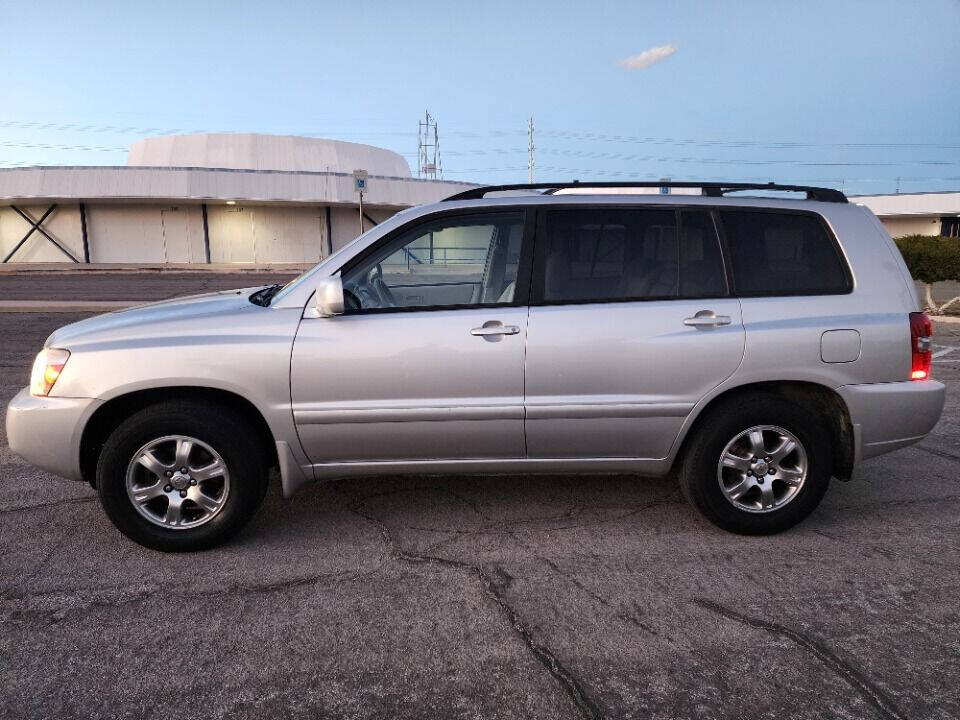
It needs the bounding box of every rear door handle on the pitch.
[471,322,520,337]
[683,310,732,328]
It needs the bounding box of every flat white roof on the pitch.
[849,191,960,217]
[0,165,473,208]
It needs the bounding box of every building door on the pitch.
[207,205,255,263]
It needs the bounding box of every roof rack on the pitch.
[443,181,848,204]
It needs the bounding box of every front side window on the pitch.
[720,211,851,296]
[341,212,524,311]
[537,208,728,303]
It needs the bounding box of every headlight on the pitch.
[30,348,71,397]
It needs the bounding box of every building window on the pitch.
[941,217,960,238]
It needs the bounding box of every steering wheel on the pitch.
[344,263,396,309]
[343,287,362,311]
[367,264,396,308]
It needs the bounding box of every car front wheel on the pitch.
[96,400,268,551]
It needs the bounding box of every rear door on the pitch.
[524,207,745,460]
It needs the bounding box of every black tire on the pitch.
[680,393,832,535]
[96,400,268,552]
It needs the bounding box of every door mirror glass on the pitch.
[314,277,345,317]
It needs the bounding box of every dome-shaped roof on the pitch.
[127,133,411,177]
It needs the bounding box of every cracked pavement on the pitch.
[1,302,959,719]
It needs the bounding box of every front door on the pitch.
[524,206,745,460]
[291,210,531,467]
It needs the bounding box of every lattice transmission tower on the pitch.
[417,111,442,179]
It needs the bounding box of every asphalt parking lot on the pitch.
[1,278,959,720]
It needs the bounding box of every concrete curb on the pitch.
[0,300,138,312]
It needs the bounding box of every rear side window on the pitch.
[720,211,851,296]
[538,209,728,303]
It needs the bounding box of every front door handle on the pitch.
[471,322,521,337]
[683,310,732,328]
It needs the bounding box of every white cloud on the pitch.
[618,44,677,71]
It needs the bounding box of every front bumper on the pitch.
[5,387,102,481]
[838,380,946,462]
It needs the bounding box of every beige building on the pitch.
[851,191,960,239]
[0,134,474,264]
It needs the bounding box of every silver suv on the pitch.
[6,182,946,551]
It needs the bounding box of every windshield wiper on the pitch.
[249,284,282,307]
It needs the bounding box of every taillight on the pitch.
[909,312,932,381]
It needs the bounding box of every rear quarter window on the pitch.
[719,211,851,296]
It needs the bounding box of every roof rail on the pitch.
[443,181,848,204]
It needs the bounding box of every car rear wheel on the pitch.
[96,400,268,551]
[680,394,831,535]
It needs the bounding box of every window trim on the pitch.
[716,207,854,298]
[678,208,730,299]
[529,205,733,307]
[335,206,537,316]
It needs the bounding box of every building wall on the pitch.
[0,203,85,262]
[88,204,207,262]
[880,216,942,238]
[0,201,397,264]
[128,134,412,178]
[330,206,394,253]
[206,204,327,263]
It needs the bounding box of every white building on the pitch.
[0,133,474,264]
[851,191,960,239]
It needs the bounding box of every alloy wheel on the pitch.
[716,425,808,513]
[125,435,230,529]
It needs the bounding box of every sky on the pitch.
[1,0,958,194]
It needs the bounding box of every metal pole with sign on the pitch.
[353,169,369,236]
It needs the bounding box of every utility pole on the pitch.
[418,111,441,179]
[527,116,534,183]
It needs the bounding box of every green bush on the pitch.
[894,235,960,284]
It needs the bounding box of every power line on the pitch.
[439,165,960,184]
[2,117,958,152]
[1,140,954,170]
[535,129,960,152]
[0,141,126,153]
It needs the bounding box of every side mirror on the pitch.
[314,276,345,317]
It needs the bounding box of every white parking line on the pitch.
[932,345,958,359]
